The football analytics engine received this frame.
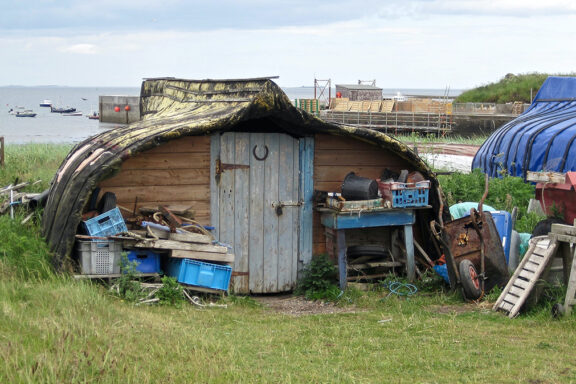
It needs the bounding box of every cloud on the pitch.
[407,0,576,17]
[61,43,98,55]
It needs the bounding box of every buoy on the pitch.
[114,106,120,112]
[124,105,131,111]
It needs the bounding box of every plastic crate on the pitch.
[490,211,513,264]
[390,180,430,208]
[166,258,232,291]
[83,207,127,238]
[126,250,162,274]
[76,240,121,274]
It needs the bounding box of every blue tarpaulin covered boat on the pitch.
[472,76,576,178]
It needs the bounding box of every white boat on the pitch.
[8,106,26,115]
[15,110,37,117]
[63,111,83,116]
[40,100,53,107]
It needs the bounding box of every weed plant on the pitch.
[294,253,340,300]
[156,276,185,307]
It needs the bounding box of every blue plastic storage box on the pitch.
[126,250,162,274]
[490,211,513,264]
[167,258,232,291]
[390,181,430,208]
[83,207,127,239]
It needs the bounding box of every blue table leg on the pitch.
[404,224,415,281]
[337,229,347,290]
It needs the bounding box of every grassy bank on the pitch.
[1,143,576,383]
[456,72,576,104]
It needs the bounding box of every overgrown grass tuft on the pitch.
[0,143,72,191]
[0,213,54,281]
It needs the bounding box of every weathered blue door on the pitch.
[211,132,312,293]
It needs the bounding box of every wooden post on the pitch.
[0,136,4,167]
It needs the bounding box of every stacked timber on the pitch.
[128,229,234,266]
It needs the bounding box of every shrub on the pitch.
[438,169,536,232]
[295,254,339,300]
[156,276,185,306]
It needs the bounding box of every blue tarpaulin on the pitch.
[472,76,576,179]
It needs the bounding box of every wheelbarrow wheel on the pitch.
[459,259,482,300]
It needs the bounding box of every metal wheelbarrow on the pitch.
[432,176,509,300]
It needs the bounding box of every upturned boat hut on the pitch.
[43,77,447,294]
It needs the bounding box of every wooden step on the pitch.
[493,236,558,318]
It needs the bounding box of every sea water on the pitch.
[0,86,461,144]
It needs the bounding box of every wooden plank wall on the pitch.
[98,136,211,224]
[312,134,413,255]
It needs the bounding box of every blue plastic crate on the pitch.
[166,258,232,291]
[126,250,162,274]
[83,207,127,238]
[391,181,430,208]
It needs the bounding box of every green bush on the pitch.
[115,253,146,302]
[295,254,340,300]
[438,169,538,232]
[156,276,185,307]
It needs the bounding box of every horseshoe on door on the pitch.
[253,145,269,161]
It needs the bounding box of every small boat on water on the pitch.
[63,111,83,116]
[8,106,26,114]
[87,113,100,120]
[39,100,52,107]
[14,110,37,117]
[50,106,76,114]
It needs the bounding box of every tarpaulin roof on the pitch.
[472,76,576,178]
[42,77,445,270]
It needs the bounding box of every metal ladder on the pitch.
[493,236,558,318]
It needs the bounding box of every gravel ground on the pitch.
[254,295,363,316]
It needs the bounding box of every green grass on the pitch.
[2,142,576,383]
[1,278,576,383]
[456,72,576,104]
[0,143,72,192]
[395,133,488,146]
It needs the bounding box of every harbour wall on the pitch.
[99,95,140,124]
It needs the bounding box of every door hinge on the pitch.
[215,158,250,175]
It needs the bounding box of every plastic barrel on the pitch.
[341,172,378,200]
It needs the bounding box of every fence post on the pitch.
[0,136,4,167]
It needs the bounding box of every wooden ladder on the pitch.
[493,236,558,318]
[551,223,576,315]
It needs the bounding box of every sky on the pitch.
[1,0,575,90]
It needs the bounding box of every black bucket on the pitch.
[341,172,378,200]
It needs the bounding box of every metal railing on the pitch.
[451,102,529,115]
[320,110,452,135]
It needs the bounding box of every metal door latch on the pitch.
[272,200,303,216]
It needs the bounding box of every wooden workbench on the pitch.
[319,207,420,289]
